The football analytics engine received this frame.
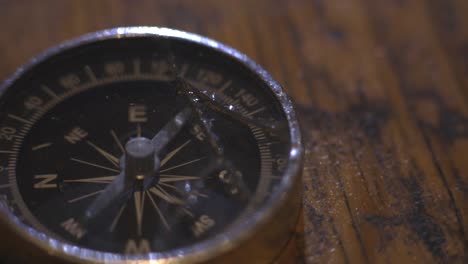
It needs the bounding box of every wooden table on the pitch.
[1,0,467,263]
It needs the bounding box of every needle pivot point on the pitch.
[125,137,157,181]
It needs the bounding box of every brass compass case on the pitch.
[0,27,303,263]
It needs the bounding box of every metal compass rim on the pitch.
[0,26,303,263]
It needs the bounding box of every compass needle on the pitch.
[0,28,302,262]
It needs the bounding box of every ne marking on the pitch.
[0,150,14,154]
[70,158,120,173]
[32,143,52,151]
[68,189,104,203]
[8,114,33,125]
[84,65,97,81]
[41,85,58,99]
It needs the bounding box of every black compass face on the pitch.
[0,35,291,256]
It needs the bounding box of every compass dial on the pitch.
[0,28,302,263]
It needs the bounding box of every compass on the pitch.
[0,27,302,263]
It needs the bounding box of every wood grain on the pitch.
[0,0,467,263]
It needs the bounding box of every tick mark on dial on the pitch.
[40,85,58,99]
[8,114,33,125]
[84,65,97,82]
[32,142,52,151]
